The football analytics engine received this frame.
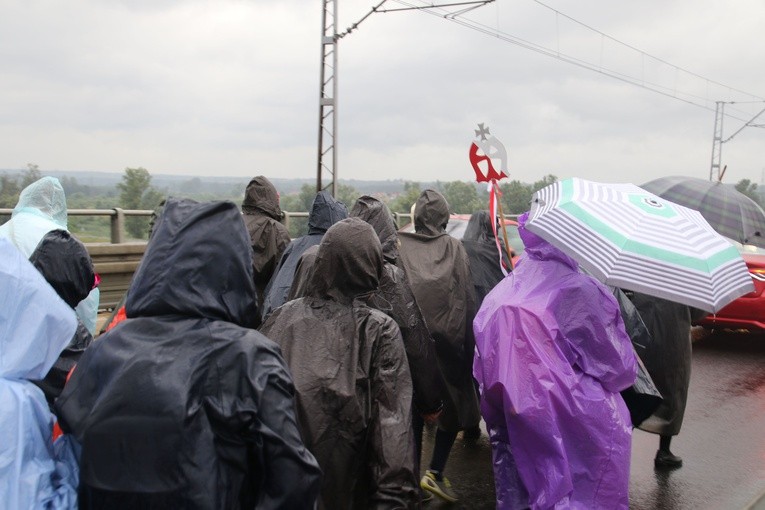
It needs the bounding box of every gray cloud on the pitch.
[0,0,763,186]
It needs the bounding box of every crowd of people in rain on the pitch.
[1,175,701,509]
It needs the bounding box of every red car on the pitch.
[696,243,765,331]
[399,213,523,265]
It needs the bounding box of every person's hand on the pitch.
[422,410,442,425]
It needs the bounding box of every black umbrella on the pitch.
[641,175,765,248]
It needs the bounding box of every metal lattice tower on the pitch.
[709,101,724,181]
[317,0,338,197]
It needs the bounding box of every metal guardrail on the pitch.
[1,208,414,310]
[1,208,413,244]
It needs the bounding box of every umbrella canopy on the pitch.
[527,178,754,313]
[641,175,765,248]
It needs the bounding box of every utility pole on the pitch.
[316,0,494,196]
[709,101,724,181]
[709,101,765,181]
[317,0,338,197]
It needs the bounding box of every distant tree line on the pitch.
[18,165,764,242]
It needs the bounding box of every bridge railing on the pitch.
[1,208,414,310]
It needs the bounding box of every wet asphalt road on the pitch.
[420,331,765,509]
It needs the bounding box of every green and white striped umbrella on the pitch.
[526,178,754,313]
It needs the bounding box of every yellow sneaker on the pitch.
[420,470,458,503]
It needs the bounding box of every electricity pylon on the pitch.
[316,0,494,196]
[709,101,765,181]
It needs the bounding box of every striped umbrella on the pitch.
[641,176,765,248]
[526,178,754,313]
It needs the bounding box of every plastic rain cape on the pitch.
[0,239,79,509]
[0,177,100,334]
[473,213,637,510]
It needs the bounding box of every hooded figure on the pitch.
[472,212,637,510]
[260,217,419,510]
[462,210,510,308]
[260,190,347,321]
[397,190,480,502]
[56,198,321,509]
[350,196,443,417]
[628,292,707,468]
[29,229,95,409]
[241,176,291,310]
[0,238,79,509]
[0,176,100,334]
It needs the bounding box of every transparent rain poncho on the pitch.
[0,177,99,333]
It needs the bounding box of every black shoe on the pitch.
[654,449,683,469]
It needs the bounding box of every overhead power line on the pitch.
[391,0,765,124]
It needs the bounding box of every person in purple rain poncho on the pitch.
[473,212,637,510]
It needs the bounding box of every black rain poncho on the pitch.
[260,190,347,321]
[628,292,706,436]
[350,196,443,415]
[56,198,321,509]
[28,229,95,410]
[398,190,480,432]
[260,217,419,510]
[461,210,510,308]
[241,176,291,310]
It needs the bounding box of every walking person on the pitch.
[260,218,419,509]
[28,229,96,410]
[398,189,481,504]
[0,176,100,334]
[260,190,347,321]
[473,213,637,509]
[627,292,707,468]
[56,198,321,509]
[241,176,291,315]
[461,210,511,440]
[0,239,80,509]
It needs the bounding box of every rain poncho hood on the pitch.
[0,176,100,334]
[28,230,95,408]
[260,190,348,320]
[398,190,480,431]
[350,195,399,263]
[260,218,418,509]
[462,210,509,308]
[413,189,449,236]
[473,213,637,510]
[0,238,79,509]
[56,198,321,509]
[29,230,95,309]
[241,176,291,313]
[307,190,348,235]
[242,175,283,219]
[0,176,67,256]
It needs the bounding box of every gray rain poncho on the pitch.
[56,198,321,509]
[260,217,419,510]
[461,210,510,308]
[241,176,291,310]
[260,190,347,321]
[629,292,706,436]
[350,196,443,415]
[398,190,480,432]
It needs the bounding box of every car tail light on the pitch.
[749,268,765,282]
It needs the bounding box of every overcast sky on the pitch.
[1,0,764,186]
